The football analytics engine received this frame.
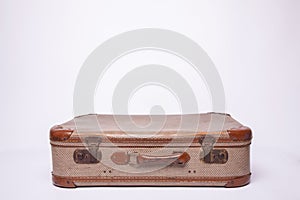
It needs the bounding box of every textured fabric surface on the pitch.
[52,145,250,178]
[63,113,242,133]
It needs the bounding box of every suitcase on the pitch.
[50,112,252,188]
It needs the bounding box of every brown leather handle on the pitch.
[137,152,190,166]
[111,151,190,167]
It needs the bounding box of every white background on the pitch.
[1,0,299,199]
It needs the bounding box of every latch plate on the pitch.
[73,149,101,164]
[73,137,102,164]
[202,149,228,164]
[199,136,228,164]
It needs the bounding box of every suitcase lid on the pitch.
[50,113,252,145]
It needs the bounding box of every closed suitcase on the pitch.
[50,112,252,188]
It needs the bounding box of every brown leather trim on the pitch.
[52,174,76,188]
[50,125,74,141]
[52,173,251,188]
[225,173,251,188]
[50,143,251,148]
[227,126,252,141]
[51,134,251,144]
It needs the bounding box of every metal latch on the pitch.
[199,136,228,164]
[73,137,102,164]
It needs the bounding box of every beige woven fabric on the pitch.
[52,146,250,178]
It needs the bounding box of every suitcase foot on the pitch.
[52,174,76,188]
[225,173,251,188]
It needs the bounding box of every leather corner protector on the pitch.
[227,126,252,141]
[52,174,76,188]
[225,173,251,188]
[50,125,74,141]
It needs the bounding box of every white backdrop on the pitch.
[0,0,299,199]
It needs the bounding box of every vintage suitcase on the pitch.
[50,112,252,188]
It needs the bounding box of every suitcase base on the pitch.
[52,173,251,188]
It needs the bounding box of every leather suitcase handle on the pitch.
[111,151,190,167]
